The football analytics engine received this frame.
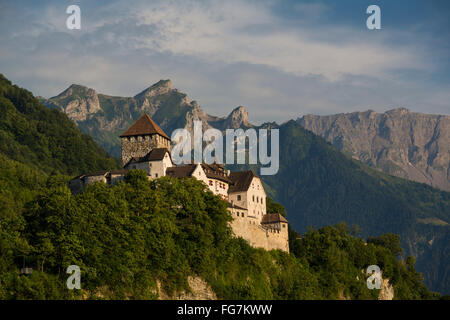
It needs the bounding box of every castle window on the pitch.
[209,180,213,186]
[252,195,255,202]
[237,195,241,201]
[155,173,158,177]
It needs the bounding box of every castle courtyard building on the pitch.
[69,113,289,252]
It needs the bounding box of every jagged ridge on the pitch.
[40,80,252,157]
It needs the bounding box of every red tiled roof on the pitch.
[261,213,288,224]
[201,163,231,183]
[227,202,247,210]
[124,148,171,167]
[120,113,170,140]
[166,164,198,178]
[228,170,258,192]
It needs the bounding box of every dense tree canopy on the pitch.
[0,73,120,176]
[0,169,439,299]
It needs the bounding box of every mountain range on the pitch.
[298,109,450,191]
[40,82,449,193]
[39,79,450,294]
[39,80,251,158]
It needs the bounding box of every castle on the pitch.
[69,114,289,252]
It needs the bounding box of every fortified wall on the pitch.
[229,210,289,252]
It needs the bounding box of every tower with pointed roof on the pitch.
[120,113,171,166]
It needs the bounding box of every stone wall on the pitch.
[156,276,217,300]
[229,211,289,252]
[121,134,170,166]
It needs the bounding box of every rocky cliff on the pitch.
[298,108,450,191]
[39,80,252,157]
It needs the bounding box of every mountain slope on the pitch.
[1,169,437,300]
[297,109,450,191]
[40,80,252,157]
[254,120,450,294]
[0,74,120,176]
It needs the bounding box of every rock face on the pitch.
[40,80,252,158]
[44,84,101,122]
[157,277,217,300]
[223,106,250,129]
[298,108,450,191]
[378,278,394,300]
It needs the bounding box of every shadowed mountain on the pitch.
[233,120,450,294]
[297,109,450,191]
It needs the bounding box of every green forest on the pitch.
[0,74,119,175]
[0,168,439,299]
[232,120,450,294]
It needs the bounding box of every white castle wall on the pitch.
[229,208,289,253]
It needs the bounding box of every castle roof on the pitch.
[72,169,129,180]
[124,148,171,166]
[227,202,247,210]
[201,163,232,183]
[228,170,258,192]
[261,213,288,224]
[120,113,170,140]
[166,164,198,178]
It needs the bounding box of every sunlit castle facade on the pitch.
[69,113,289,252]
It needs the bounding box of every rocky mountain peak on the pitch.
[135,79,173,98]
[225,106,249,128]
[385,107,411,116]
[298,109,450,191]
[56,84,97,99]
[45,84,100,122]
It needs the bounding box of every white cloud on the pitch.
[124,0,428,80]
[0,0,448,124]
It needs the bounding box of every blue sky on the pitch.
[0,0,449,123]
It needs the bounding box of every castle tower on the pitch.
[120,113,171,166]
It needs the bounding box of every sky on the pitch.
[0,0,449,124]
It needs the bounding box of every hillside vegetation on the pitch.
[0,74,120,175]
[0,170,437,299]
[246,120,450,294]
[0,74,444,299]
